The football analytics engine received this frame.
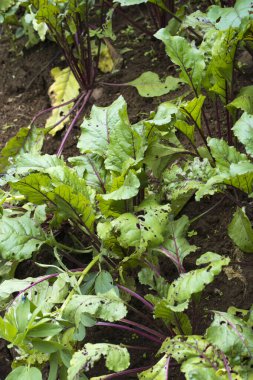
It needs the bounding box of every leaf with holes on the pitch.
[68,344,130,380]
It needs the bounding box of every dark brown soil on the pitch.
[1,8,253,380]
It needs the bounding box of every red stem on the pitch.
[121,318,166,340]
[117,285,154,311]
[57,89,93,156]
[96,322,161,344]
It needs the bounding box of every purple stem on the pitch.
[57,89,93,157]
[121,318,166,340]
[117,285,154,312]
[14,268,84,301]
[101,366,152,379]
[30,95,80,126]
[47,92,86,132]
[158,246,183,274]
[221,352,232,380]
[144,259,161,276]
[96,322,161,344]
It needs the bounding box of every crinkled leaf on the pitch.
[155,29,205,94]
[128,71,181,97]
[46,67,80,135]
[68,344,130,380]
[233,112,253,157]
[0,213,46,260]
[228,207,253,253]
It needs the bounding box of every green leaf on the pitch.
[0,0,15,12]
[205,29,241,102]
[63,290,127,327]
[101,170,140,200]
[138,267,169,299]
[180,95,206,129]
[150,101,178,126]
[161,215,198,269]
[228,86,253,114]
[46,67,80,135]
[128,71,181,97]
[113,0,147,5]
[69,155,107,193]
[0,316,18,341]
[78,96,127,157]
[166,253,229,310]
[11,173,52,204]
[68,344,130,380]
[5,366,42,380]
[0,278,34,305]
[0,127,44,173]
[233,112,253,157]
[138,354,170,379]
[207,0,253,30]
[0,213,46,260]
[95,271,117,295]
[111,203,170,253]
[206,310,253,362]
[207,138,253,193]
[208,138,248,169]
[49,184,95,230]
[27,322,63,338]
[228,207,253,253]
[12,153,64,176]
[16,297,30,332]
[155,29,205,94]
[159,336,223,379]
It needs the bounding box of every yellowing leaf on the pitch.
[98,45,114,73]
[46,67,80,136]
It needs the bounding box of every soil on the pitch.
[0,6,253,380]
